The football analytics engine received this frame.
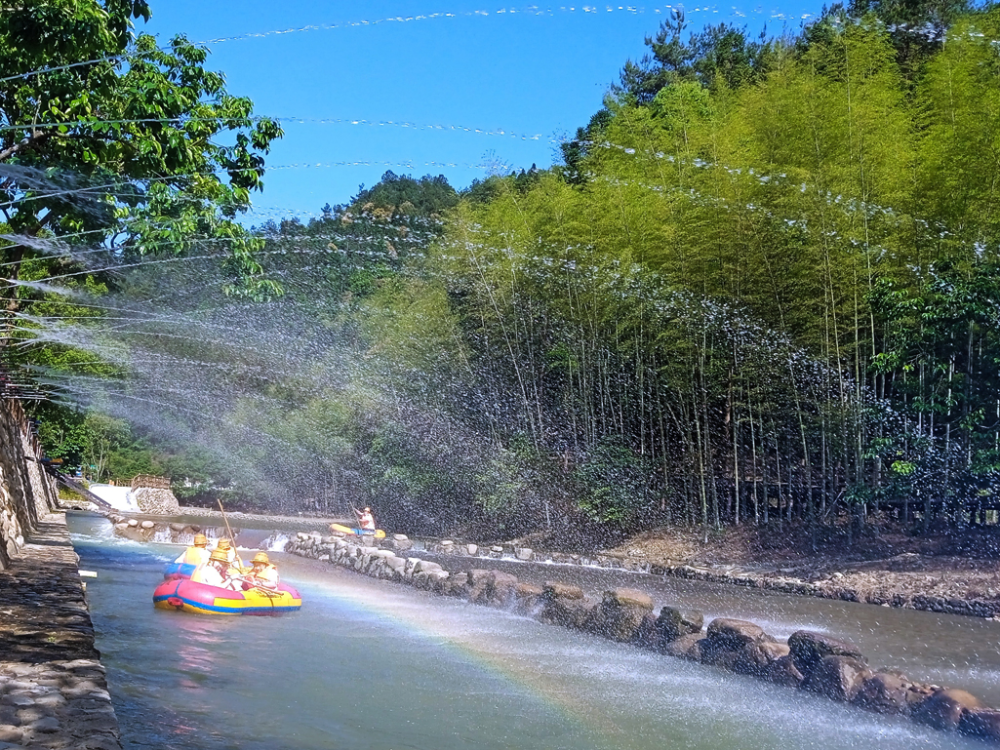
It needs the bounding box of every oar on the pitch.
[217,499,244,571]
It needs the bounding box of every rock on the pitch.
[444,572,470,597]
[516,547,533,561]
[393,534,408,541]
[912,688,980,731]
[169,523,186,532]
[487,572,520,606]
[801,655,872,702]
[766,655,805,688]
[0,726,23,744]
[537,583,594,629]
[732,641,790,678]
[465,568,495,603]
[513,583,543,615]
[490,545,503,554]
[788,630,866,676]
[412,560,443,575]
[851,672,913,715]
[140,520,155,530]
[959,708,1000,740]
[700,618,770,670]
[31,716,61,733]
[585,588,654,642]
[652,606,703,646]
[126,519,138,527]
[705,618,769,650]
[664,633,707,661]
[466,544,478,556]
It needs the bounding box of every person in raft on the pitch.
[174,533,210,567]
[243,552,279,589]
[192,548,243,590]
[213,538,245,574]
[353,506,376,532]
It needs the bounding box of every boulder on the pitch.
[169,523,186,532]
[585,589,654,642]
[801,655,872,702]
[513,583,544,616]
[140,520,155,530]
[444,572,470,597]
[788,631,866,676]
[912,688,980,731]
[466,544,478,556]
[664,633,706,662]
[465,569,495,603]
[516,547,533,561]
[732,641,790,678]
[486,572,520,606]
[700,618,770,670]
[653,606,704,645]
[765,655,805,688]
[705,618,768,650]
[127,519,139,527]
[429,571,451,593]
[959,709,1000,740]
[537,583,594,629]
[851,672,912,715]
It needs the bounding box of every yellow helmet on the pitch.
[193,533,208,546]
[216,538,232,550]
[252,552,270,565]
[209,548,229,563]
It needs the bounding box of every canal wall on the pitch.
[0,399,124,749]
[286,531,1000,744]
[0,398,58,569]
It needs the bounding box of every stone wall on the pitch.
[0,398,57,570]
[286,531,1000,744]
[131,487,180,515]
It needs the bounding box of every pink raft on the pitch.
[153,578,303,616]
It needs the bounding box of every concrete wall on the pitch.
[0,398,57,569]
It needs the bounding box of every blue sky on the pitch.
[142,1,820,224]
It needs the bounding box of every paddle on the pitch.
[216,499,245,572]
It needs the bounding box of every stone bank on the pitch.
[287,530,1000,745]
[0,400,122,749]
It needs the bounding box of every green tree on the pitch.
[0,0,284,343]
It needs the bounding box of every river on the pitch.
[68,512,986,750]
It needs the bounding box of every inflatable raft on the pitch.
[329,523,386,539]
[153,578,302,616]
[162,561,197,580]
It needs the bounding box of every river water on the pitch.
[68,512,987,750]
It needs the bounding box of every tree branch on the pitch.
[0,131,53,162]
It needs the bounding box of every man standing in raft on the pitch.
[353,506,376,532]
[174,533,210,567]
[244,552,279,589]
[192,548,243,590]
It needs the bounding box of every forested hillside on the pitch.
[304,3,1000,538]
[16,0,1000,542]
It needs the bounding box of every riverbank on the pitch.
[286,529,1000,743]
[592,522,1000,619]
[0,512,122,749]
